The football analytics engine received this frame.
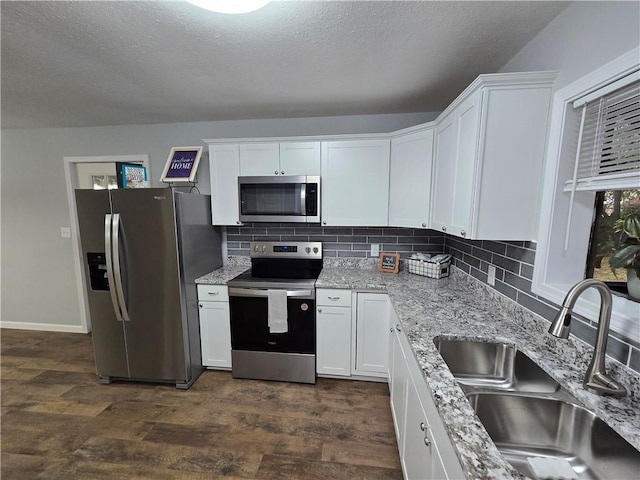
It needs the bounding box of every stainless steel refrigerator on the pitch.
[75,188,222,389]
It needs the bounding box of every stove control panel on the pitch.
[249,241,322,259]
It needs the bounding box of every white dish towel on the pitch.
[267,289,288,334]
[527,457,578,480]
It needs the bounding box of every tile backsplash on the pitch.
[225,223,446,258]
[224,223,639,374]
[444,235,640,374]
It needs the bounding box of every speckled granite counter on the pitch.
[195,256,250,285]
[196,257,640,479]
[318,261,640,479]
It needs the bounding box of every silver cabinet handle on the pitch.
[236,221,241,224]
[442,226,447,232]
[422,223,426,227]
[208,292,219,296]
[323,221,327,225]
[328,296,341,301]
[424,435,431,447]
[274,170,279,175]
[461,230,466,237]
[281,170,285,175]
[420,422,432,446]
[420,422,426,431]
[395,324,401,332]
[199,303,202,308]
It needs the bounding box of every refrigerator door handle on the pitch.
[111,213,131,322]
[105,214,124,322]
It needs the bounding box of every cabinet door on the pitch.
[321,139,390,226]
[354,293,390,376]
[316,305,352,376]
[389,128,434,229]
[209,144,241,225]
[450,92,481,239]
[199,301,231,369]
[239,143,280,176]
[404,373,439,480]
[390,326,409,458]
[431,112,456,234]
[279,142,321,176]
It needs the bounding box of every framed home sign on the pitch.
[160,146,203,183]
[378,252,400,274]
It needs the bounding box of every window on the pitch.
[533,47,640,343]
[587,189,640,294]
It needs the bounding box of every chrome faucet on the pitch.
[549,279,626,397]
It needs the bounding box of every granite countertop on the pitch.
[317,262,640,479]
[196,258,640,479]
[195,257,250,285]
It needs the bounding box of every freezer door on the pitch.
[110,188,187,382]
[74,189,130,379]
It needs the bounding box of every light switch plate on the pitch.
[487,265,496,286]
[60,227,71,238]
[370,244,380,257]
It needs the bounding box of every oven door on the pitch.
[228,287,316,354]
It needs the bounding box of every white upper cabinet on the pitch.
[432,72,556,240]
[321,138,391,226]
[279,142,321,176]
[239,141,320,176]
[239,143,280,176]
[389,127,435,229]
[208,143,241,226]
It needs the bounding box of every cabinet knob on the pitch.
[280,170,285,175]
[424,435,432,447]
[420,422,426,431]
[461,230,466,237]
[236,221,241,225]
[274,170,279,175]
[441,226,447,232]
[199,303,202,308]
[395,324,401,332]
[318,308,322,313]
[323,221,327,225]
[422,223,426,228]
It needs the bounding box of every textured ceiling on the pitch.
[1,1,569,129]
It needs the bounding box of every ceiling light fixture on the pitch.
[185,0,270,14]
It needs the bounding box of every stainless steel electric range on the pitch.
[226,241,322,384]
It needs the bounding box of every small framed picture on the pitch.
[378,252,400,274]
[116,162,148,188]
[160,146,203,183]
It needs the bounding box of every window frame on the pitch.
[533,46,640,343]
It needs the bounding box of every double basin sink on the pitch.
[434,339,640,480]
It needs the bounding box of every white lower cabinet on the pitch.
[316,289,352,376]
[354,293,390,377]
[389,313,464,479]
[197,285,232,369]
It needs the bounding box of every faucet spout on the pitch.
[548,279,626,398]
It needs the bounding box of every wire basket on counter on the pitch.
[406,254,451,279]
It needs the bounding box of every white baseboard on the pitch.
[0,321,89,334]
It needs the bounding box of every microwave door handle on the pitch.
[111,213,131,322]
[104,214,124,322]
[301,183,307,216]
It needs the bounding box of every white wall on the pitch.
[499,1,640,90]
[0,112,436,330]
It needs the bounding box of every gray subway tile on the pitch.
[520,263,534,280]
[494,280,517,301]
[471,246,493,262]
[506,245,536,265]
[453,259,470,274]
[492,254,520,274]
[353,228,383,235]
[338,251,366,258]
[470,267,488,284]
[463,254,481,270]
[483,241,507,255]
[630,348,640,372]
[368,236,401,243]
[503,271,532,294]
[338,235,367,243]
[517,292,558,323]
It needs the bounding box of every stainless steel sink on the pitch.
[434,339,561,394]
[467,392,640,480]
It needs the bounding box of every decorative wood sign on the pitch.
[160,146,202,183]
[378,252,400,274]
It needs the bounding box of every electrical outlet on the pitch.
[60,227,71,239]
[487,265,496,286]
[370,244,380,257]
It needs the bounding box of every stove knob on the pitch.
[253,245,259,253]
[262,245,267,253]
[305,247,311,254]
[313,247,319,254]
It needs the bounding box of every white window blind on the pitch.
[564,74,640,192]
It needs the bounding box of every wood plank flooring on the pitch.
[1,329,403,479]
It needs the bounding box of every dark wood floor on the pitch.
[1,328,402,479]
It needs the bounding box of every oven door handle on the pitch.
[228,287,314,298]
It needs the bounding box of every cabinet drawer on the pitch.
[197,284,228,302]
[317,289,352,307]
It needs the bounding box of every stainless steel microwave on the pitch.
[238,175,320,223]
